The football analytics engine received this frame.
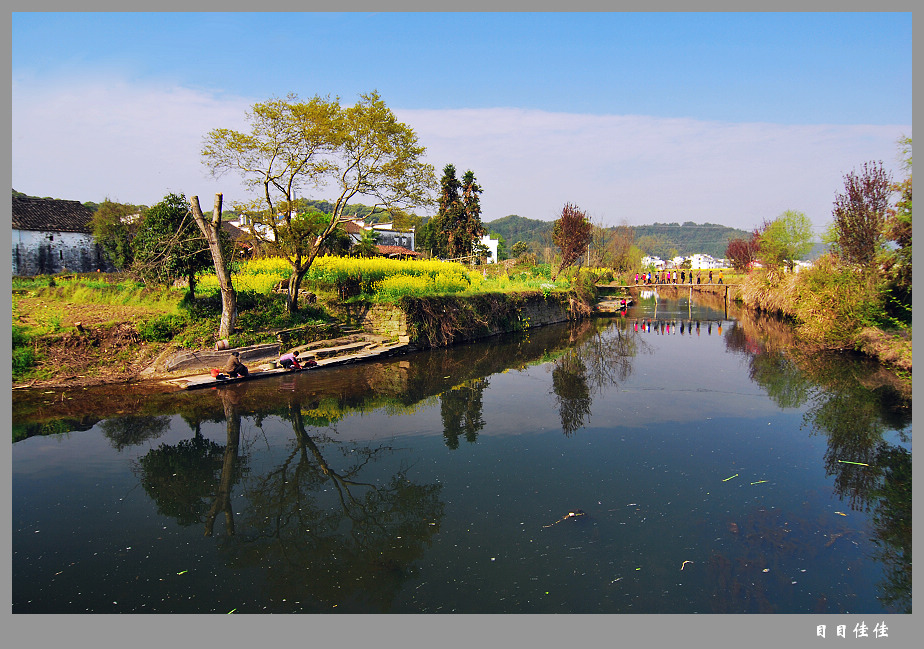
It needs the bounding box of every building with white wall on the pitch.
[12,196,112,276]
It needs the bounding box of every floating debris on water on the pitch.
[837,460,869,466]
[722,474,739,482]
[542,509,587,528]
[680,560,693,571]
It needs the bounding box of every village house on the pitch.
[343,217,421,258]
[640,255,665,270]
[12,195,112,276]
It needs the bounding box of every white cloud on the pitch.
[12,75,254,206]
[12,76,909,234]
[398,108,909,231]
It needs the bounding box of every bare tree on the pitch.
[190,194,237,339]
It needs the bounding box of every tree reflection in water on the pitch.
[723,307,912,613]
[440,377,488,448]
[134,381,445,612]
[550,319,641,436]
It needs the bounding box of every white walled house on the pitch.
[480,234,499,263]
[640,255,664,270]
[690,254,723,269]
[12,196,112,276]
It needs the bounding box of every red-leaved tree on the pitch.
[552,203,593,279]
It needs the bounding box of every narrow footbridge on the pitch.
[595,282,740,312]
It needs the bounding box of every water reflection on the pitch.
[720,306,912,613]
[129,381,446,611]
[12,298,911,613]
[549,319,640,436]
[441,378,488,448]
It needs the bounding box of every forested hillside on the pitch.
[486,215,752,258]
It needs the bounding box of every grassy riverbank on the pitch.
[11,254,909,388]
[11,257,598,387]
[736,257,911,375]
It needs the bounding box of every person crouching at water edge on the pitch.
[279,350,302,370]
[223,351,249,378]
[279,350,318,370]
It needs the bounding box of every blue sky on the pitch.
[11,12,912,233]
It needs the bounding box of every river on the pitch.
[11,294,911,614]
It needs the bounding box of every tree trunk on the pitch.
[205,392,241,537]
[285,266,312,314]
[190,194,237,339]
[187,271,197,301]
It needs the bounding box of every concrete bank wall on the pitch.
[329,292,575,347]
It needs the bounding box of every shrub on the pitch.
[138,313,189,342]
[11,325,36,379]
[791,256,883,347]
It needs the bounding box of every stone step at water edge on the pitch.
[301,341,384,360]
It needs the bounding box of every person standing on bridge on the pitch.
[718,271,724,284]
[709,270,713,284]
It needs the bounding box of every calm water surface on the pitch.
[12,295,911,613]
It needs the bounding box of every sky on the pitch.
[10,11,912,235]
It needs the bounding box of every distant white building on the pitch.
[689,254,723,269]
[480,234,499,263]
[641,255,664,269]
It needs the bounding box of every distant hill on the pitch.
[484,215,553,247]
[485,215,753,259]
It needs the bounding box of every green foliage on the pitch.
[352,228,379,258]
[880,139,912,321]
[131,193,215,294]
[791,255,883,347]
[487,217,752,260]
[203,91,437,314]
[12,325,36,379]
[758,210,815,271]
[90,199,144,270]
[138,313,190,343]
[426,164,486,259]
[510,240,530,258]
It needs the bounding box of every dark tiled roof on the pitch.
[220,221,246,240]
[12,196,95,233]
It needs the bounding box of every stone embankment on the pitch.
[154,291,585,390]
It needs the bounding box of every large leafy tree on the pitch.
[459,169,487,258]
[202,91,436,313]
[831,160,893,268]
[427,164,463,258]
[424,165,486,260]
[90,199,144,270]
[552,203,593,278]
[131,192,216,299]
[757,209,814,272]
